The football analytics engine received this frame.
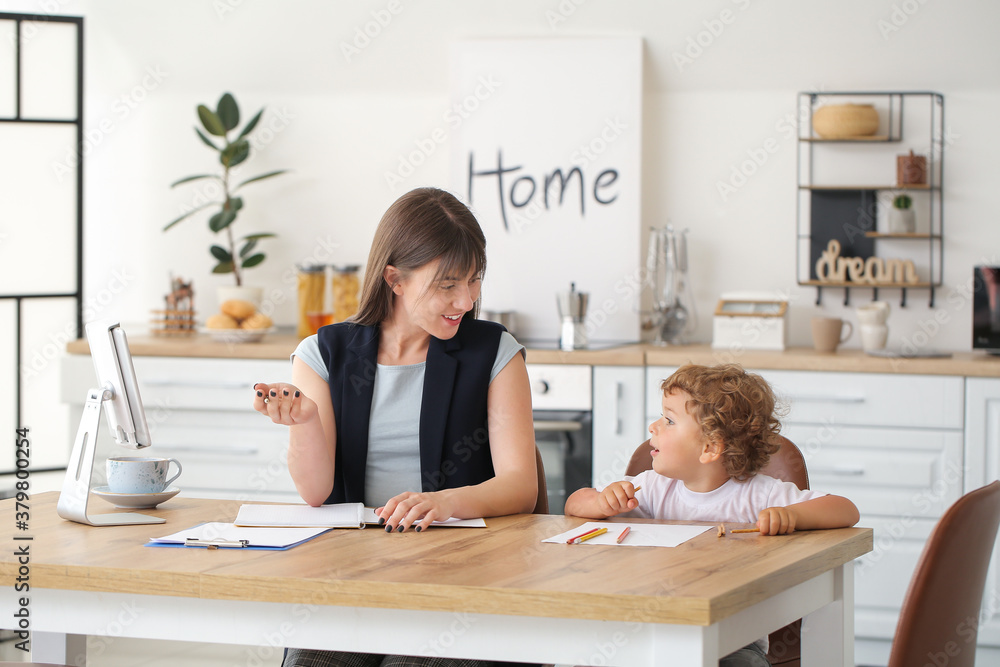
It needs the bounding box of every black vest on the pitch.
[316,318,504,504]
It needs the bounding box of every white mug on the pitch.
[106,456,182,494]
[860,324,889,351]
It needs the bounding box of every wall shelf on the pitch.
[796,91,945,308]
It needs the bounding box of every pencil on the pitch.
[616,526,631,544]
[566,527,602,544]
[574,527,608,544]
[633,485,642,493]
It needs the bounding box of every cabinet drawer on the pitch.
[782,423,963,518]
[62,355,292,410]
[759,370,964,429]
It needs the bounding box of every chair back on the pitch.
[623,434,808,666]
[533,445,549,514]
[888,480,1000,667]
[625,435,809,491]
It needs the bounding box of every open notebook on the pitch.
[234,503,486,528]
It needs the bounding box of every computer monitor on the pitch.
[87,320,152,448]
[57,320,165,526]
[973,266,1000,356]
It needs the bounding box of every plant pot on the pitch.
[217,285,263,308]
[888,208,916,234]
[812,104,880,139]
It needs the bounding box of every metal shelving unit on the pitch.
[796,91,944,307]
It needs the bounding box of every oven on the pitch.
[527,364,593,514]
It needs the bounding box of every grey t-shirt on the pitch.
[291,331,525,506]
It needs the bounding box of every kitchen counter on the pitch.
[65,334,1000,376]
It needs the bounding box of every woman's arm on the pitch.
[252,357,337,506]
[379,352,538,530]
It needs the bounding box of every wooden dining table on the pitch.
[1,492,872,666]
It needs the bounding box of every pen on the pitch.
[616,526,631,544]
[566,527,603,544]
[573,527,608,544]
[184,538,250,549]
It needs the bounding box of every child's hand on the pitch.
[597,481,640,517]
[757,506,797,535]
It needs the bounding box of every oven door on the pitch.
[533,409,593,514]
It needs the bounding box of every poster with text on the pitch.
[449,38,643,344]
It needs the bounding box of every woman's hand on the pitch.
[252,383,319,426]
[376,490,459,533]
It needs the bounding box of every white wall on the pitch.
[9,0,1000,350]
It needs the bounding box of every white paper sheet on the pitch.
[236,503,487,528]
[543,522,712,548]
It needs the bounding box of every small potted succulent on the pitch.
[889,193,915,234]
[164,92,287,297]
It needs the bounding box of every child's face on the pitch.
[648,389,710,480]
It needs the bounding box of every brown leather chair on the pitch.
[533,444,549,514]
[887,480,1000,667]
[624,435,808,666]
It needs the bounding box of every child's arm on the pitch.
[565,481,639,519]
[757,494,860,535]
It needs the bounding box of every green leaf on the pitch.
[209,208,237,232]
[229,196,244,212]
[242,253,266,268]
[242,233,277,241]
[239,239,257,258]
[212,260,235,274]
[217,93,240,132]
[195,128,220,151]
[210,245,232,262]
[234,169,288,191]
[163,202,216,231]
[220,139,250,169]
[236,109,264,140]
[170,174,219,188]
[198,104,227,137]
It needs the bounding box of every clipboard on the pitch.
[146,522,333,550]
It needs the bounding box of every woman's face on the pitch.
[390,258,482,339]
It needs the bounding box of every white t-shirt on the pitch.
[602,470,826,524]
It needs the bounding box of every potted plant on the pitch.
[889,193,915,234]
[164,92,287,298]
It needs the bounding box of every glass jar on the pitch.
[331,265,361,323]
[297,264,329,337]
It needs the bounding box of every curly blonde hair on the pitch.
[660,363,783,481]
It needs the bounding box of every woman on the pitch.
[254,187,537,667]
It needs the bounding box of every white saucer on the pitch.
[92,486,180,509]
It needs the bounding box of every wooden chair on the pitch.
[533,444,549,514]
[887,480,1000,667]
[624,435,808,666]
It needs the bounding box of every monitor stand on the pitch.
[56,386,165,526]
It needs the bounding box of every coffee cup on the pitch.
[856,301,890,326]
[106,456,182,494]
[860,323,889,351]
[811,317,853,353]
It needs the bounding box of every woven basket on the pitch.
[812,104,879,139]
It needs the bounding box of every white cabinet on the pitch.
[965,378,1000,662]
[61,355,300,502]
[591,366,646,488]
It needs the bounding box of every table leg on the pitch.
[32,630,87,666]
[801,562,855,666]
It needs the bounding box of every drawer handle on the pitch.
[786,393,866,404]
[810,465,866,477]
[533,421,583,432]
[154,445,260,456]
[143,379,252,390]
